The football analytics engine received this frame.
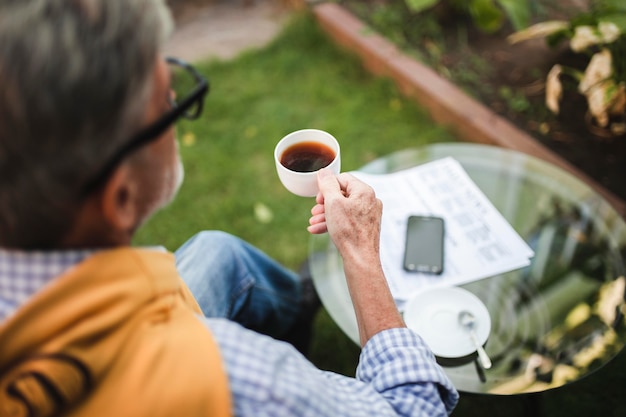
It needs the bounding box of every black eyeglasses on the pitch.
[79,57,209,195]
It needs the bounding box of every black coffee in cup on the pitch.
[280,141,336,172]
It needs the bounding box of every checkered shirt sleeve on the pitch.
[204,318,459,417]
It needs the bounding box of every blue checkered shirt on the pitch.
[0,249,459,416]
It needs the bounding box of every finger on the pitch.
[317,168,342,197]
[315,190,325,205]
[308,213,326,226]
[335,172,366,197]
[310,204,325,216]
[336,172,353,190]
[307,222,328,234]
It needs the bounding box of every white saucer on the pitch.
[403,287,491,358]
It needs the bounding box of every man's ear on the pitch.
[100,163,139,232]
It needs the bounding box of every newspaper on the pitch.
[352,157,534,306]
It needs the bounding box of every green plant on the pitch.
[509,0,626,135]
[405,0,532,33]
[498,86,531,113]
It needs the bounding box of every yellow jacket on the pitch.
[0,248,231,417]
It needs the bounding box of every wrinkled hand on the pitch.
[307,168,382,257]
[308,168,403,346]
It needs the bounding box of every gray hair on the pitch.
[0,0,174,248]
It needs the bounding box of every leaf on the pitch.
[598,21,621,43]
[546,65,564,114]
[253,202,274,224]
[404,0,440,13]
[579,49,616,127]
[497,0,531,30]
[585,81,613,127]
[181,132,197,147]
[507,21,569,44]
[597,14,626,32]
[579,49,613,94]
[469,0,503,33]
[570,25,603,52]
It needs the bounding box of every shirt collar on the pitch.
[0,246,168,322]
[0,248,96,321]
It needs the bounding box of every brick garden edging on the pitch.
[312,2,626,216]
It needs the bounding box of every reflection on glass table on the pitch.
[309,143,626,395]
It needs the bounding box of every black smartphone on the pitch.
[403,215,445,274]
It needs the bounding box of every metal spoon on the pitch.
[458,310,492,369]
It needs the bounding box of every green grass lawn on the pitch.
[134,12,456,262]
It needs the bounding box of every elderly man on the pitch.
[0,0,458,416]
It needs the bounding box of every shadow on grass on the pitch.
[309,308,360,376]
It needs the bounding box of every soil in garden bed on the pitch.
[340,0,626,204]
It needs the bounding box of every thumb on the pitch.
[317,168,341,196]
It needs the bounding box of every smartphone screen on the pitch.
[403,215,445,274]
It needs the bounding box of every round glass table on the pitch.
[309,143,626,395]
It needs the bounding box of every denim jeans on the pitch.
[174,231,301,338]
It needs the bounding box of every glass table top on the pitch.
[309,143,626,395]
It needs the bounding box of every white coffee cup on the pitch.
[274,129,341,197]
